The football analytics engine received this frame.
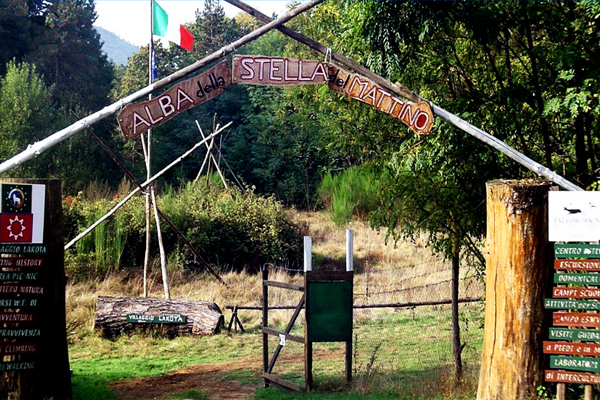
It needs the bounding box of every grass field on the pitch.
[67,212,484,399]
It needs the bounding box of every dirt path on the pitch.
[109,348,344,400]
[109,356,262,400]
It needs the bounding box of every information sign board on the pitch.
[549,192,600,242]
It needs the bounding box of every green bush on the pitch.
[64,180,305,279]
[318,165,386,226]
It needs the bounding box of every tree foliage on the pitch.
[0,0,120,192]
[0,59,60,177]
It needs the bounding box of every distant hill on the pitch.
[95,26,139,66]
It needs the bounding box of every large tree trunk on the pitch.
[94,296,224,338]
[477,179,553,400]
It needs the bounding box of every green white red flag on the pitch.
[153,1,194,51]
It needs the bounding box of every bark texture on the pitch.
[95,296,224,338]
[477,179,554,400]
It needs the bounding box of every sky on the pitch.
[94,1,292,46]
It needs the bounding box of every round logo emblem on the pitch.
[7,188,25,210]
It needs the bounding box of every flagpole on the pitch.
[146,0,170,300]
[142,0,154,298]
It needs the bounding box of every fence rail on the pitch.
[225,297,483,333]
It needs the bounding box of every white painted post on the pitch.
[304,236,312,272]
[346,229,354,272]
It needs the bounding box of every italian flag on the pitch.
[153,1,194,51]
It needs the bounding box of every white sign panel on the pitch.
[549,191,600,242]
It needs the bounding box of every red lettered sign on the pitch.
[553,312,600,328]
[554,259,600,271]
[544,341,600,356]
[553,287,600,299]
[545,369,600,384]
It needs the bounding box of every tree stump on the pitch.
[477,179,554,400]
[94,296,224,338]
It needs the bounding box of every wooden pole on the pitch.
[195,121,228,188]
[477,179,553,400]
[151,188,169,299]
[451,234,463,384]
[64,129,223,250]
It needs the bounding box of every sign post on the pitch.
[543,191,600,400]
[0,179,71,400]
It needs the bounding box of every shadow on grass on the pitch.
[72,374,115,400]
[252,364,478,400]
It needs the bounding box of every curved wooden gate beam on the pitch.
[226,0,581,192]
[0,0,324,175]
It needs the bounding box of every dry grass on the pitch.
[66,211,484,399]
[66,211,484,342]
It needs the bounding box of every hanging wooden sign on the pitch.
[232,55,328,86]
[553,312,600,328]
[544,341,600,356]
[327,64,434,135]
[118,60,231,140]
[545,369,600,384]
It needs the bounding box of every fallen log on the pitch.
[94,296,224,338]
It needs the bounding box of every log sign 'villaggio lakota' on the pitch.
[117,56,434,140]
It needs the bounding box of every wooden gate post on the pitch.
[477,179,553,400]
[0,178,71,399]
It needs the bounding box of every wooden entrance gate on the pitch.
[261,233,354,391]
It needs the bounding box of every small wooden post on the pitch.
[556,383,566,400]
[584,384,593,400]
[345,229,353,384]
[262,265,269,387]
[304,236,313,390]
[477,180,553,400]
